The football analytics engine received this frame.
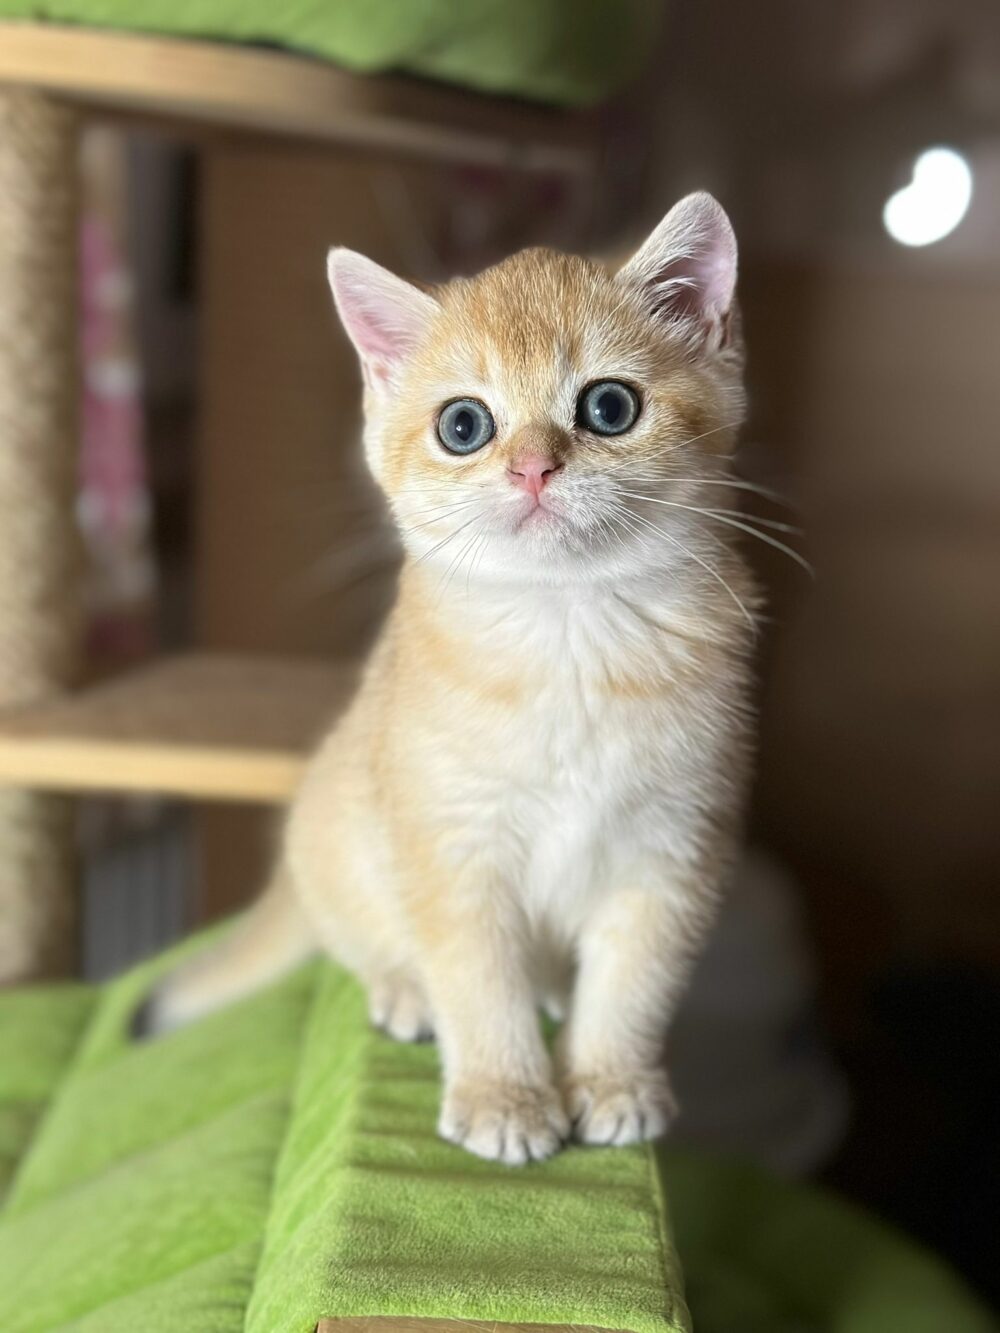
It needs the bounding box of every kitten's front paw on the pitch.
[564,1069,677,1146]
[439,1080,570,1166]
[368,974,434,1043]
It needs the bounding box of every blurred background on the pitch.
[0,0,997,1317]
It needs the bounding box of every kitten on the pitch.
[136,192,758,1166]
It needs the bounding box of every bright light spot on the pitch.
[883,147,973,247]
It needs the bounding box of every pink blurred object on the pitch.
[78,130,156,666]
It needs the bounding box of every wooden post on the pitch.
[0,87,83,980]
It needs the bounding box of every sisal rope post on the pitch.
[0,86,83,981]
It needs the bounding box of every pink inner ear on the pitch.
[655,244,734,325]
[336,278,407,364]
[327,249,438,384]
[620,193,737,339]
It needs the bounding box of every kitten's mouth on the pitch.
[512,497,560,531]
[517,506,550,528]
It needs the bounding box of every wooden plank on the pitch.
[0,24,593,172]
[0,653,351,803]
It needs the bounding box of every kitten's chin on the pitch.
[500,509,612,574]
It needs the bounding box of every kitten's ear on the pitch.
[326,248,439,390]
[617,192,737,351]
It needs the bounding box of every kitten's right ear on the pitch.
[326,248,438,390]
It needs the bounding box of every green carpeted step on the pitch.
[0,948,687,1333]
[247,964,685,1333]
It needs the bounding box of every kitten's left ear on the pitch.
[617,192,737,351]
[327,248,439,390]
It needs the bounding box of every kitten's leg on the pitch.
[415,869,568,1165]
[561,862,718,1146]
[132,867,315,1038]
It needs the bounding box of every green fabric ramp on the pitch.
[0,1,663,106]
[0,952,687,1333]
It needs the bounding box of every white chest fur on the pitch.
[406,580,738,932]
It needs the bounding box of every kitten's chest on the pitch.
[469,594,683,785]
[503,658,680,927]
[515,671,648,781]
[409,591,726,921]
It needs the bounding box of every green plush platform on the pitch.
[0,949,688,1333]
[0,0,661,106]
[2,948,997,1333]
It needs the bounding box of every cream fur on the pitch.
[145,194,759,1166]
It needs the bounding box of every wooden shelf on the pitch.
[0,23,593,173]
[0,653,353,804]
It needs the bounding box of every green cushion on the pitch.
[0,949,688,1333]
[0,946,994,1333]
[0,1,663,106]
[662,1153,997,1333]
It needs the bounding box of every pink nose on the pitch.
[508,454,561,499]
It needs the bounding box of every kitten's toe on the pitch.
[368,974,434,1043]
[564,1069,677,1146]
[439,1080,569,1166]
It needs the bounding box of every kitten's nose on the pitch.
[507,454,561,499]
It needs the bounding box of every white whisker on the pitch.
[400,498,478,536]
[437,519,486,601]
[617,491,813,576]
[675,477,794,506]
[605,500,756,627]
[614,421,741,469]
[465,528,491,595]
[697,508,801,535]
[413,510,484,569]
[613,472,794,508]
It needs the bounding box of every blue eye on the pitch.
[577,380,640,436]
[437,399,495,454]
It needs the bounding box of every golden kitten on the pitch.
[136,192,758,1166]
